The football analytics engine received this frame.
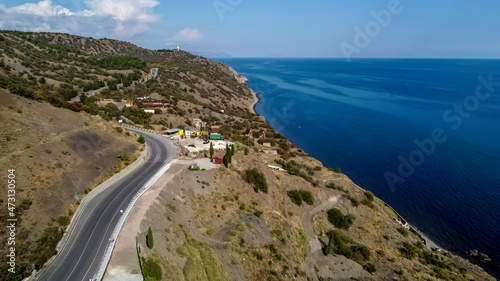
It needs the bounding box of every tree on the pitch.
[223,153,229,168]
[209,142,214,159]
[137,135,145,144]
[225,143,232,165]
[230,144,235,156]
[147,226,154,249]
[244,147,249,155]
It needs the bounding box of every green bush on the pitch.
[57,216,70,226]
[244,168,268,193]
[327,208,355,229]
[364,191,374,201]
[364,263,376,274]
[117,153,129,161]
[287,190,303,206]
[325,182,345,192]
[142,257,162,281]
[397,227,409,237]
[29,225,64,266]
[286,190,315,206]
[137,135,145,144]
[324,230,371,263]
[399,242,417,259]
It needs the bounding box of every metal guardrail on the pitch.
[91,161,173,281]
[121,124,159,135]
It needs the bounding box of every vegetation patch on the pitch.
[177,237,231,281]
[327,208,355,229]
[142,257,163,281]
[286,190,314,206]
[243,168,268,193]
[323,230,371,265]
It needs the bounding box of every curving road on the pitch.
[37,129,175,281]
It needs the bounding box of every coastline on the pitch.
[232,66,444,252]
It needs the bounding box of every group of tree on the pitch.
[223,143,235,168]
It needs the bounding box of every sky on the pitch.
[1,0,500,58]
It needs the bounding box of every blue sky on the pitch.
[1,0,500,58]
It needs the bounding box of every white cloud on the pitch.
[8,0,74,17]
[84,0,159,22]
[169,28,204,44]
[0,0,160,37]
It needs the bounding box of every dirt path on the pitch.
[302,195,341,278]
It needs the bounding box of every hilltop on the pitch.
[0,31,495,281]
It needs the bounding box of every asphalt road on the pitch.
[37,129,175,281]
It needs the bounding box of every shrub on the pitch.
[117,153,129,162]
[287,190,314,206]
[142,257,162,281]
[327,208,355,229]
[325,182,345,192]
[347,195,360,207]
[397,227,409,237]
[57,216,70,227]
[244,168,268,193]
[364,263,376,274]
[114,127,123,133]
[364,191,374,201]
[399,242,417,259]
[323,230,371,263]
[287,190,303,206]
[313,165,322,171]
[137,135,145,144]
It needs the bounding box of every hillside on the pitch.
[0,89,141,278]
[0,31,496,281]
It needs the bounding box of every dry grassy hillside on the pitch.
[0,89,140,277]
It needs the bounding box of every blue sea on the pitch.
[216,58,500,277]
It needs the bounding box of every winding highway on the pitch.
[37,129,175,281]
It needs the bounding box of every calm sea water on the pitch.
[217,58,500,277]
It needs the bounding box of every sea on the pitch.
[216,58,500,278]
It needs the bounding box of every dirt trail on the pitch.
[302,195,341,278]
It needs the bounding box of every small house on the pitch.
[152,100,163,106]
[259,129,266,139]
[144,108,156,114]
[210,127,220,135]
[132,104,139,109]
[244,128,253,138]
[213,154,224,165]
[136,93,147,100]
[142,102,153,106]
[219,108,225,113]
[125,100,133,107]
[263,139,272,147]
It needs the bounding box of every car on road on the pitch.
[188,144,196,148]
[109,238,114,242]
